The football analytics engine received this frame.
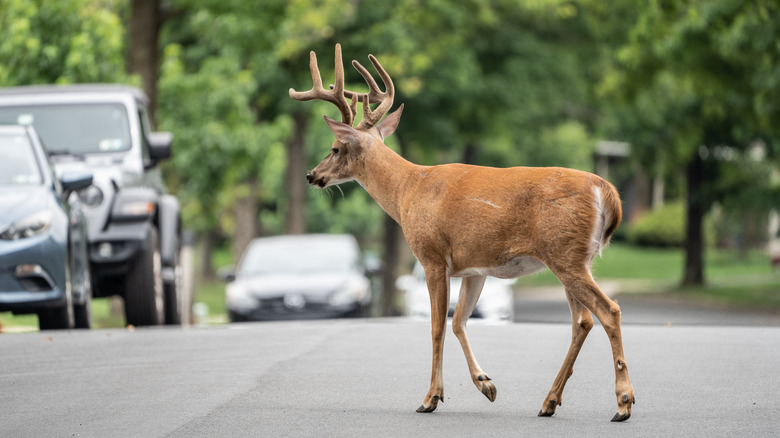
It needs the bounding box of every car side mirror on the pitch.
[60,171,93,193]
[148,131,173,161]
[218,265,236,283]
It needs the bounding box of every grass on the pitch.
[515,243,780,313]
[192,280,228,323]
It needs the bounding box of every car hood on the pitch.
[0,186,53,228]
[233,272,357,298]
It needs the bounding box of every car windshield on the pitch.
[0,104,131,154]
[0,132,43,187]
[238,238,359,277]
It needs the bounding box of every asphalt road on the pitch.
[1,309,779,437]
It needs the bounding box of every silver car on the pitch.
[224,234,372,322]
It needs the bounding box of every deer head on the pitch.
[289,43,403,188]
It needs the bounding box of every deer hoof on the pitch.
[538,397,560,417]
[416,395,442,413]
[480,380,497,402]
[611,412,631,422]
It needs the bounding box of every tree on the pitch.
[0,0,128,85]
[603,0,780,286]
[127,0,166,122]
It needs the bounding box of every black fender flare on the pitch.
[157,194,180,268]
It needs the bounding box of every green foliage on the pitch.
[604,0,780,166]
[627,202,688,248]
[627,202,716,248]
[157,42,292,233]
[0,0,129,85]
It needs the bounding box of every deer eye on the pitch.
[331,147,339,155]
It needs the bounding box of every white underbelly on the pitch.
[453,256,547,279]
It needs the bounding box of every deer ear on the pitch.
[375,103,404,140]
[324,115,361,145]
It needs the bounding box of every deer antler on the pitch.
[289,43,355,126]
[342,55,395,129]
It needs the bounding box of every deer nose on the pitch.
[306,173,313,183]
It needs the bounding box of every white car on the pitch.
[397,261,515,322]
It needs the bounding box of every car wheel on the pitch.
[345,304,366,318]
[38,257,75,331]
[124,226,164,326]
[164,246,182,325]
[229,311,248,323]
[73,257,92,329]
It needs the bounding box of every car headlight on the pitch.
[329,281,368,307]
[77,185,104,208]
[112,199,155,221]
[225,283,257,311]
[0,210,53,240]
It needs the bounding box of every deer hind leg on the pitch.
[452,275,496,402]
[549,265,635,421]
[416,265,450,413]
[538,289,593,417]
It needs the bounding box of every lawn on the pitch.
[516,243,780,312]
[3,242,778,332]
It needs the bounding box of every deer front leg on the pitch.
[452,275,496,402]
[539,290,593,417]
[416,266,450,413]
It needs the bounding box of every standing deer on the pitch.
[290,44,635,421]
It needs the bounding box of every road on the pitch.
[1,306,779,437]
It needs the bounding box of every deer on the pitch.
[289,44,635,422]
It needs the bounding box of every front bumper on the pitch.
[0,233,66,313]
[88,220,151,265]
[228,295,363,321]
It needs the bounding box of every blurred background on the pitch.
[1,0,779,329]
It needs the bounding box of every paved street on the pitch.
[1,310,779,437]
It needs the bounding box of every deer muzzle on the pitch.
[306,172,326,188]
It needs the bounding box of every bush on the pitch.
[627,202,686,247]
[627,201,715,248]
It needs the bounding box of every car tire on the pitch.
[124,226,164,326]
[73,256,92,329]
[38,258,75,331]
[164,246,182,325]
[229,311,248,323]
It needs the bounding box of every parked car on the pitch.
[397,261,515,322]
[0,125,93,330]
[0,85,184,326]
[223,234,373,322]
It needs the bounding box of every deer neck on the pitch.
[353,143,419,224]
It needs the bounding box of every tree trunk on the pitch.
[682,152,706,287]
[127,0,161,122]
[381,215,404,316]
[197,230,216,281]
[285,112,307,234]
[232,177,259,265]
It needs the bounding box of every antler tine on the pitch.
[289,44,354,126]
[343,54,395,129]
